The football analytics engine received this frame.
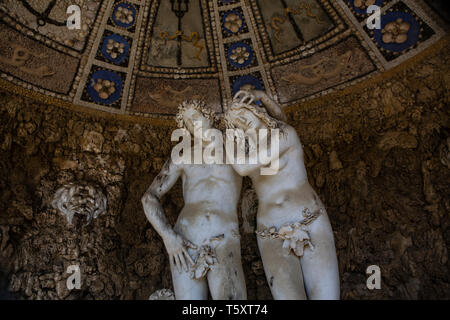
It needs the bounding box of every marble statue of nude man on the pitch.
[223,90,340,300]
[141,100,247,300]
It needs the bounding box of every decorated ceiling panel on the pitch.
[0,0,447,118]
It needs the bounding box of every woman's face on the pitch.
[229,107,264,131]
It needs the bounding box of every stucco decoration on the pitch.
[189,234,225,280]
[190,245,218,280]
[256,208,325,257]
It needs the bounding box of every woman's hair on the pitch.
[223,100,279,130]
[175,100,217,129]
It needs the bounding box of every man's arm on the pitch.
[141,159,196,273]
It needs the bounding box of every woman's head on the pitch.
[224,92,278,131]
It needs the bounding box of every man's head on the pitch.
[176,100,216,136]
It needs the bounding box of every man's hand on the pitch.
[163,232,197,273]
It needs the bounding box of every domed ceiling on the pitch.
[0,0,447,118]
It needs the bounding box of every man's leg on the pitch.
[207,236,247,300]
[170,257,208,300]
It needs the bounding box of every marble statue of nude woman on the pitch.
[141,100,247,300]
[223,90,340,300]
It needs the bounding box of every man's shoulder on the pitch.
[159,155,185,174]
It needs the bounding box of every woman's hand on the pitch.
[163,232,197,273]
[233,90,255,105]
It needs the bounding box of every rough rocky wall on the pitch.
[0,42,449,300]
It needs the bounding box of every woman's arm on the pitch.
[228,126,292,176]
[250,90,287,122]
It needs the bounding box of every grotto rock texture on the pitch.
[0,42,449,300]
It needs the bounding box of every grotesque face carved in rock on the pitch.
[52,183,107,226]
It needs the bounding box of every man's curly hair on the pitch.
[176,100,217,129]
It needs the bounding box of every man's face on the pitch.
[183,108,212,138]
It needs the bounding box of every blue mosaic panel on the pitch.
[363,1,436,62]
[112,2,137,29]
[226,41,255,70]
[84,69,124,108]
[97,32,132,67]
[220,8,249,38]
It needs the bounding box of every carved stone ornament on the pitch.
[51,183,107,225]
[149,289,175,300]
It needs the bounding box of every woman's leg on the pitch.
[257,236,307,300]
[300,213,340,300]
